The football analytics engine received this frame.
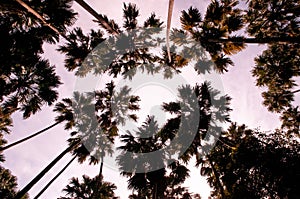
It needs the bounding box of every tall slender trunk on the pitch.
[291,89,300,94]
[166,0,175,62]
[92,155,104,199]
[0,121,61,152]
[33,156,76,199]
[74,0,119,35]
[14,0,65,38]
[99,155,104,178]
[207,155,225,198]
[14,142,79,199]
[280,88,300,97]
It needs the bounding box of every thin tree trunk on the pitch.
[74,0,119,35]
[99,155,104,178]
[207,155,225,198]
[93,155,104,199]
[33,156,76,199]
[14,0,65,38]
[0,121,61,152]
[166,0,175,62]
[281,88,300,97]
[14,142,79,199]
[291,89,300,94]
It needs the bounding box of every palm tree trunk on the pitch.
[207,155,225,198]
[33,156,76,199]
[14,0,64,38]
[0,121,61,152]
[166,0,175,62]
[14,142,79,199]
[291,89,300,94]
[99,155,104,178]
[92,155,104,199]
[74,0,119,35]
[281,88,300,97]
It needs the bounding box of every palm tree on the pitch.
[200,123,300,198]
[252,43,300,113]
[117,116,191,198]
[14,91,96,199]
[3,0,76,39]
[13,0,62,36]
[74,0,119,35]
[179,0,299,74]
[18,82,139,198]
[31,142,101,199]
[179,1,244,72]
[0,20,61,120]
[0,0,77,124]
[0,98,74,151]
[58,3,165,76]
[58,175,118,199]
[0,165,29,199]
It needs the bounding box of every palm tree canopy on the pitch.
[58,174,118,199]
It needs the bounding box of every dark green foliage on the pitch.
[144,13,164,28]
[123,3,139,30]
[0,0,76,122]
[247,0,300,135]
[252,43,299,135]
[180,0,245,72]
[0,166,29,199]
[252,43,300,112]
[280,106,300,136]
[58,175,118,199]
[58,28,105,72]
[246,0,300,38]
[200,123,300,198]
[1,0,76,37]
[0,133,7,162]
[54,98,75,130]
[117,82,231,198]
[59,3,164,78]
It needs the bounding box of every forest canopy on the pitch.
[0,0,299,198]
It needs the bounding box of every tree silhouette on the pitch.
[74,0,119,35]
[180,1,245,72]
[118,117,191,198]
[0,98,74,151]
[252,43,300,113]
[0,0,76,134]
[199,123,300,198]
[58,174,118,199]
[0,165,29,199]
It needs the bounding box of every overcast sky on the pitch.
[2,0,285,198]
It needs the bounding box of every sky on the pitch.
[2,0,286,198]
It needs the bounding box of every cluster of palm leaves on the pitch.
[0,0,299,198]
